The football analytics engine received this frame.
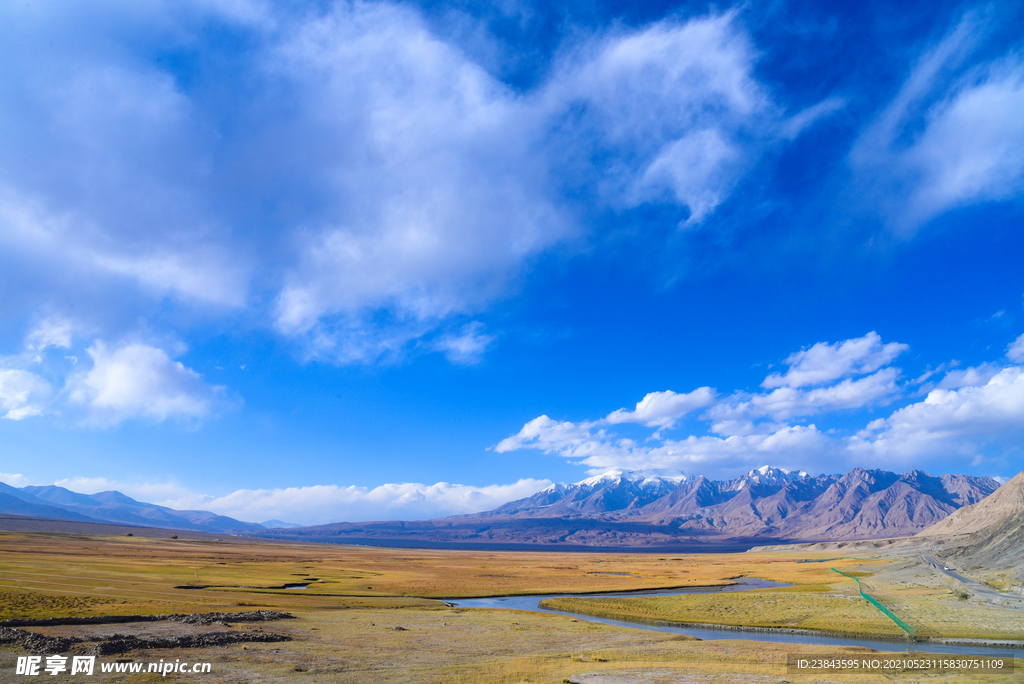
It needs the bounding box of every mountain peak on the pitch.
[577,468,697,488]
[731,465,809,489]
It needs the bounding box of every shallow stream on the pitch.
[448,579,1024,658]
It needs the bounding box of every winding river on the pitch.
[448,579,1024,658]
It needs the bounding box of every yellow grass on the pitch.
[0,530,877,620]
[541,589,909,637]
[0,531,1020,683]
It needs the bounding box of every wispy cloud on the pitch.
[1008,333,1024,362]
[850,11,1024,231]
[0,3,821,367]
[0,369,51,420]
[432,322,496,365]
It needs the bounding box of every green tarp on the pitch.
[832,567,915,637]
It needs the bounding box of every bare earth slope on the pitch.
[752,471,1024,589]
[918,471,1024,582]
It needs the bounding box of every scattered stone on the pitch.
[0,609,294,629]
[0,611,297,656]
[0,627,82,654]
[88,630,292,656]
[166,611,294,626]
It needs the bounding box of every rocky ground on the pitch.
[0,610,295,655]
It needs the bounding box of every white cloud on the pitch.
[494,415,603,457]
[0,56,250,310]
[25,317,74,352]
[851,13,1024,230]
[636,128,741,224]
[604,388,716,428]
[896,59,1024,227]
[66,342,224,424]
[546,12,772,225]
[574,425,831,472]
[494,334,905,472]
[494,409,829,474]
[159,478,553,525]
[763,331,907,388]
[495,332,1024,477]
[851,366,1024,462]
[47,474,552,524]
[270,9,776,356]
[52,476,195,504]
[0,369,51,420]
[0,4,795,364]
[717,367,902,420]
[779,97,846,140]
[268,1,568,347]
[433,322,495,365]
[0,473,29,487]
[1008,333,1024,362]
[934,363,1001,389]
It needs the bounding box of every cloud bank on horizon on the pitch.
[1,0,1023,523]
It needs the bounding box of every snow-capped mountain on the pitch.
[723,465,810,491]
[255,466,1004,548]
[482,466,1000,540]
[490,468,696,516]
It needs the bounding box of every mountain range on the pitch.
[251,466,1002,548]
[0,466,1003,546]
[0,481,286,534]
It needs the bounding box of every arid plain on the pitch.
[1,529,1021,683]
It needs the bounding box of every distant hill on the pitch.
[917,471,1024,581]
[0,483,101,522]
[261,519,302,529]
[252,466,1000,548]
[0,482,264,534]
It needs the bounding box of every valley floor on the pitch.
[0,530,1020,683]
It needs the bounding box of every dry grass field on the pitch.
[0,530,1020,683]
[543,554,1024,641]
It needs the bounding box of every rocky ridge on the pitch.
[253,466,1000,548]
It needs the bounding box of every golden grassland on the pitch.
[0,530,877,620]
[543,557,1024,641]
[0,531,1020,683]
[542,588,909,638]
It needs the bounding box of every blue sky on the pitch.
[1,0,1023,524]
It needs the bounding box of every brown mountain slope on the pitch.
[661,469,976,541]
[918,471,1024,537]
[918,471,1024,582]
